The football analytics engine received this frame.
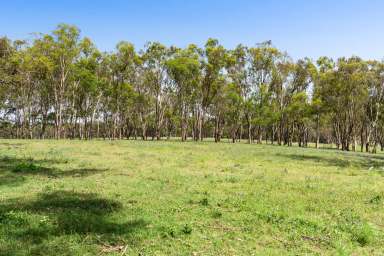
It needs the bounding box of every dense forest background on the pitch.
[0,24,383,152]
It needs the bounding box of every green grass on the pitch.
[0,139,384,255]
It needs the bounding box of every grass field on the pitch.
[0,140,384,255]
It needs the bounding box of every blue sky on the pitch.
[1,0,383,60]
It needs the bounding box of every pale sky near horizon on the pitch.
[1,0,383,60]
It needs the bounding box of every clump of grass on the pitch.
[352,223,374,246]
[13,162,39,173]
[0,211,28,226]
[181,224,192,235]
[160,226,176,238]
[369,195,382,204]
[225,176,239,183]
[211,209,222,218]
[336,209,376,246]
[199,198,209,206]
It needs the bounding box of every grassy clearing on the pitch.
[0,139,383,255]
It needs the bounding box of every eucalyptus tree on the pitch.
[270,57,294,145]
[225,44,248,142]
[142,42,172,140]
[12,41,39,139]
[200,39,226,141]
[48,24,83,139]
[247,41,282,144]
[286,58,316,146]
[166,45,200,141]
[0,39,22,137]
[70,37,103,139]
[313,57,335,148]
[0,38,11,135]
[316,57,368,151]
[363,61,384,152]
[0,37,14,108]
[222,83,243,142]
[109,41,143,139]
[338,57,368,151]
[27,35,56,139]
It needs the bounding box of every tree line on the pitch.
[1,24,384,152]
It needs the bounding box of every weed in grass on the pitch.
[335,209,376,246]
[12,162,39,173]
[181,224,193,235]
[225,176,239,183]
[211,209,223,219]
[369,195,382,204]
[352,223,374,247]
[160,226,177,238]
[0,211,28,226]
[199,198,209,206]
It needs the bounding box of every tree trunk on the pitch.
[315,114,320,149]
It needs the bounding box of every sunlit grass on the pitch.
[0,139,383,255]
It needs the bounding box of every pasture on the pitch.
[0,140,383,255]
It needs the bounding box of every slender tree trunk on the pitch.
[247,116,252,144]
[315,114,320,149]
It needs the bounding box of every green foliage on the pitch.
[1,24,384,152]
[13,162,39,173]
[199,197,209,206]
[181,224,193,235]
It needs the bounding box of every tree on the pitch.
[46,24,82,139]
[142,42,171,140]
[201,39,226,142]
[166,46,200,141]
[247,42,282,144]
[1,24,384,153]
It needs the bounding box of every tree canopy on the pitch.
[1,24,383,153]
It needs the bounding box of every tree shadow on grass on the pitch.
[277,152,384,170]
[0,173,26,187]
[0,156,108,187]
[0,191,147,255]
